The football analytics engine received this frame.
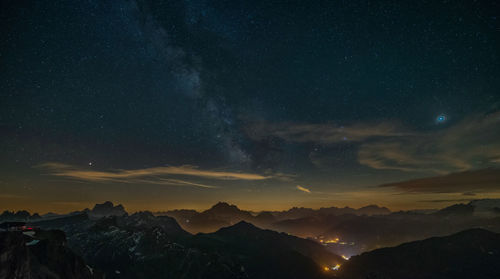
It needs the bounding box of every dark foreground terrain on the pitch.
[0,230,102,279]
[3,225,499,279]
[1,206,342,279]
[2,201,500,279]
[339,228,500,279]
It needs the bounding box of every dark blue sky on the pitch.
[1,0,500,212]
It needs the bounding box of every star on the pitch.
[436,114,447,124]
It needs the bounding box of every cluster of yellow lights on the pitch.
[319,237,340,244]
[325,237,340,244]
[341,255,350,260]
[324,264,342,271]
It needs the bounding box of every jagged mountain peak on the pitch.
[208,202,240,212]
[92,201,124,211]
[89,201,127,219]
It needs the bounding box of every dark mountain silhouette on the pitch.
[88,201,127,219]
[116,211,187,236]
[6,200,500,277]
[469,199,500,217]
[434,203,474,217]
[0,210,41,222]
[163,201,391,234]
[421,199,500,218]
[159,200,500,257]
[272,205,390,221]
[205,202,245,215]
[321,211,500,256]
[253,211,277,225]
[164,202,255,233]
[4,201,500,278]
[210,221,344,266]
[272,207,317,220]
[200,202,254,223]
[339,228,500,279]
[29,207,244,278]
[26,204,342,279]
[189,221,344,279]
[0,229,102,279]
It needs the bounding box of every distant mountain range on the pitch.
[162,201,392,234]
[2,200,500,278]
[23,207,340,279]
[7,199,500,226]
[0,210,41,222]
[162,200,500,257]
[0,201,127,223]
[4,200,500,257]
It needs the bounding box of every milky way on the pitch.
[1,0,500,212]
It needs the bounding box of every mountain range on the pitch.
[2,200,500,278]
[21,204,341,279]
[161,201,391,234]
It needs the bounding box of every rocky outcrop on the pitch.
[0,230,102,279]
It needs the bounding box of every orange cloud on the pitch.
[37,163,272,188]
[296,185,312,193]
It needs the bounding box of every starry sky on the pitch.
[1,0,500,213]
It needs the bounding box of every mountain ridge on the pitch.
[339,228,500,279]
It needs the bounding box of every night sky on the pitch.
[1,0,500,213]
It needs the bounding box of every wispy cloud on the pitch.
[0,194,26,199]
[37,163,272,189]
[379,168,500,194]
[248,111,500,175]
[125,178,219,189]
[248,121,410,144]
[296,185,312,193]
[417,198,476,203]
[358,111,500,174]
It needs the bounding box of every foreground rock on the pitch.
[0,229,102,279]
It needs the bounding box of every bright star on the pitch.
[436,114,447,124]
